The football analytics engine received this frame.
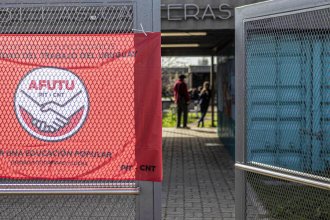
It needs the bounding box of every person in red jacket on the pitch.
[174,74,190,128]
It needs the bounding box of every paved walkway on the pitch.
[162,128,235,220]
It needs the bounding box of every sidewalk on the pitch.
[162,127,235,220]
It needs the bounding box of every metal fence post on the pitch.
[136,181,161,220]
[210,55,215,127]
[235,6,247,220]
[135,0,161,219]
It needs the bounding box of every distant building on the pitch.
[187,65,211,89]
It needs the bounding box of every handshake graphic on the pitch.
[19,90,84,133]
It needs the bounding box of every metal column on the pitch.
[135,1,161,219]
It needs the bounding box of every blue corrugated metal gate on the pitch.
[247,33,330,172]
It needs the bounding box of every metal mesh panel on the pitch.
[0,4,136,181]
[0,195,136,219]
[246,172,330,220]
[245,7,330,179]
[0,3,137,218]
[0,5,134,34]
[244,6,330,220]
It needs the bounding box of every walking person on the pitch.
[197,81,211,127]
[174,74,190,128]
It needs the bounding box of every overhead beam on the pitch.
[161,48,214,56]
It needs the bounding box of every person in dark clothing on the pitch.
[174,74,190,128]
[198,81,211,127]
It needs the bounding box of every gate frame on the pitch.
[0,0,161,220]
[235,0,330,219]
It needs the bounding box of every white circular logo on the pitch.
[14,67,89,142]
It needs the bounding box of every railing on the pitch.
[0,183,140,195]
[235,163,330,191]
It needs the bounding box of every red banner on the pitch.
[0,33,162,181]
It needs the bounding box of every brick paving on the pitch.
[0,128,235,219]
[162,128,235,220]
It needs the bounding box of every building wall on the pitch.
[217,44,235,159]
[161,0,264,30]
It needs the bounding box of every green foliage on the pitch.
[162,111,217,128]
[162,111,178,127]
[203,114,218,127]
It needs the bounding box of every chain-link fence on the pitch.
[246,172,330,220]
[0,5,134,33]
[239,3,330,220]
[0,194,136,219]
[0,3,141,219]
[245,4,330,181]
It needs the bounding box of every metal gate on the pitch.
[0,1,161,219]
[235,0,330,219]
